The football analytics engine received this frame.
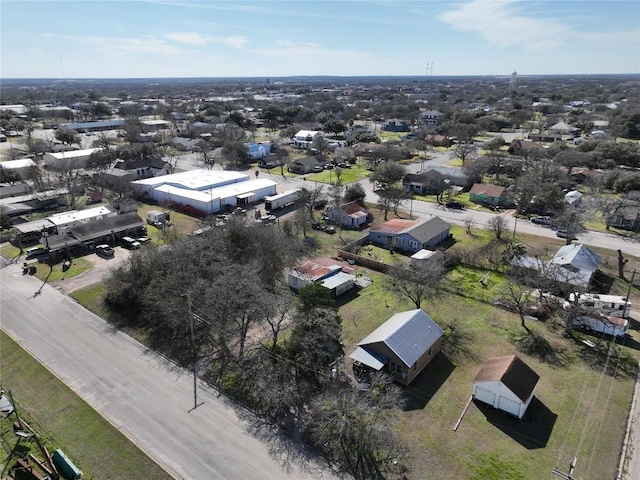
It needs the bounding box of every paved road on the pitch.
[0,265,342,480]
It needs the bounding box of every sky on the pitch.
[1,0,639,78]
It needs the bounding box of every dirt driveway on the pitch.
[53,247,131,295]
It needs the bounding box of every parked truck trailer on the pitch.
[264,189,300,211]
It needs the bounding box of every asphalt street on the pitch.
[0,265,342,480]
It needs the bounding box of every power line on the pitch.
[586,334,627,476]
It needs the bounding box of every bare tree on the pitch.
[297,184,325,223]
[488,215,508,240]
[498,275,536,333]
[386,260,446,309]
[553,206,587,245]
[450,143,476,165]
[464,215,475,235]
[309,379,408,480]
[195,140,215,169]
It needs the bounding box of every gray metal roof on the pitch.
[358,309,443,368]
[552,244,600,272]
[403,216,451,244]
[349,346,388,370]
[320,271,355,290]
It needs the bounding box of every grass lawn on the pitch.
[338,278,639,480]
[0,242,21,260]
[378,131,407,142]
[356,243,412,267]
[34,257,93,282]
[69,283,110,319]
[306,164,370,184]
[136,203,204,244]
[0,331,172,480]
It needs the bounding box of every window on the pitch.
[390,362,403,375]
[409,240,419,250]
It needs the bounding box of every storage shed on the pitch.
[472,355,539,419]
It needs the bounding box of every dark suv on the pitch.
[531,216,552,226]
[446,201,465,210]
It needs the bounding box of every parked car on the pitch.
[446,201,465,210]
[324,163,334,170]
[25,246,48,258]
[531,216,552,226]
[555,230,578,240]
[373,181,388,192]
[312,165,324,173]
[95,244,114,257]
[121,236,141,249]
[313,198,328,209]
[322,225,336,234]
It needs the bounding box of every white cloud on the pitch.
[163,32,210,46]
[163,32,248,49]
[439,0,571,51]
[57,34,182,55]
[253,40,370,61]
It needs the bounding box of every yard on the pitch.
[338,277,639,480]
[0,331,172,480]
[306,164,370,184]
[136,202,203,244]
[33,257,92,282]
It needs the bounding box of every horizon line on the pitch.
[2,73,639,81]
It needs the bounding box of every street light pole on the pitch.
[513,205,518,238]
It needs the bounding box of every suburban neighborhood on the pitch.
[1,65,640,480]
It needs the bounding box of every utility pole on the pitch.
[182,292,202,412]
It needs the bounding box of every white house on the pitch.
[324,200,369,229]
[292,130,322,149]
[419,110,443,126]
[47,205,117,234]
[472,355,540,419]
[43,148,102,169]
[1,158,37,179]
[564,190,583,206]
[288,259,356,297]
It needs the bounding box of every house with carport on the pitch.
[472,355,540,419]
[288,258,356,297]
[350,309,444,385]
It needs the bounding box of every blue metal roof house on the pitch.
[350,309,444,385]
[246,142,271,159]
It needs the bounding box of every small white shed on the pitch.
[473,355,540,419]
[410,249,444,269]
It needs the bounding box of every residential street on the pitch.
[0,265,342,480]
[256,166,640,258]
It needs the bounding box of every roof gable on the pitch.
[474,355,540,402]
[470,183,506,197]
[359,309,444,367]
[403,216,451,242]
[552,244,600,272]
